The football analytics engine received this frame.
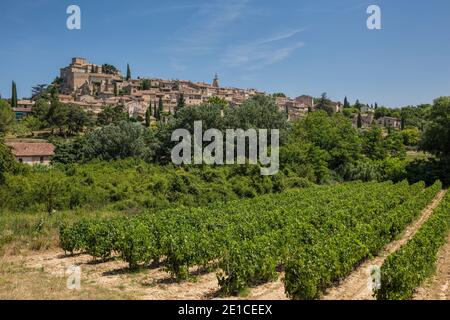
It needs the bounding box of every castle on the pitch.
[57,57,333,121]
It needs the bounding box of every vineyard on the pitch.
[377,190,450,300]
[59,180,443,299]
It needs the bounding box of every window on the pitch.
[40,157,44,163]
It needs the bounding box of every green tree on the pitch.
[357,112,363,128]
[157,97,164,121]
[97,105,129,126]
[343,96,350,108]
[32,99,50,126]
[223,94,288,134]
[35,171,66,215]
[114,82,118,97]
[401,128,420,146]
[31,84,48,99]
[11,81,18,108]
[102,64,119,75]
[126,64,131,81]
[354,99,363,110]
[140,79,151,90]
[207,96,229,109]
[0,139,16,184]
[22,116,42,136]
[67,104,89,135]
[420,97,450,159]
[316,93,335,116]
[176,93,185,115]
[0,100,14,135]
[47,99,69,136]
[145,104,152,127]
[81,121,154,161]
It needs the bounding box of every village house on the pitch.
[377,116,402,129]
[352,113,374,128]
[6,141,55,166]
[13,100,35,120]
[57,57,344,123]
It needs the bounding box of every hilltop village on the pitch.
[12,57,401,129]
[57,57,322,121]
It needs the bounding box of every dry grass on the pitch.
[0,258,136,300]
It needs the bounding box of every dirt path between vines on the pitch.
[413,232,450,300]
[322,189,447,300]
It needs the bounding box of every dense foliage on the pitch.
[0,159,296,213]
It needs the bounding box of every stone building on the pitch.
[57,57,343,123]
[60,57,122,96]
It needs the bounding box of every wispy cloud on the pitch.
[131,4,202,17]
[222,29,305,70]
[174,0,252,55]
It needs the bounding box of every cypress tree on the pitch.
[126,64,131,81]
[11,81,17,108]
[343,96,350,108]
[145,105,152,127]
[114,82,118,96]
[176,93,185,115]
[157,97,164,121]
[357,113,363,128]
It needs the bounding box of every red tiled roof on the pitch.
[6,142,55,157]
[17,100,35,106]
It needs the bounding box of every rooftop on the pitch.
[6,142,55,157]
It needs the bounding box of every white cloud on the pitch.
[222,29,305,70]
[174,0,251,55]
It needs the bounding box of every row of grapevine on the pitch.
[61,182,395,266]
[58,180,442,299]
[217,181,420,294]
[376,189,449,300]
[283,181,442,299]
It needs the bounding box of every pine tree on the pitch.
[374,102,378,109]
[126,64,131,81]
[11,81,17,108]
[343,96,350,108]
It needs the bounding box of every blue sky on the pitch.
[0,0,449,107]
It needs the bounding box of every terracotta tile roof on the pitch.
[6,142,55,157]
[17,100,35,106]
